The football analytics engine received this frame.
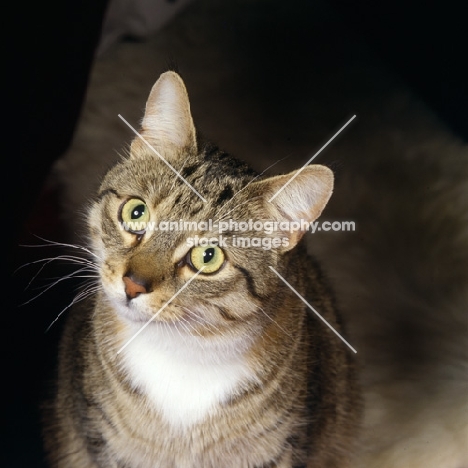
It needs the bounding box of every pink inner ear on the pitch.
[140,72,197,151]
[267,165,334,224]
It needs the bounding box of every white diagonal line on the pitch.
[268,266,357,353]
[118,114,207,202]
[116,267,205,355]
[268,115,356,202]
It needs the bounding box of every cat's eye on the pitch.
[119,198,150,233]
[189,246,225,274]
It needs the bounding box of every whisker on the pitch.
[45,284,101,333]
[254,305,293,339]
[21,266,97,306]
[171,318,191,347]
[31,273,99,291]
[22,235,101,260]
[183,313,210,330]
[23,262,97,294]
[78,278,100,294]
[163,320,177,341]
[18,239,100,313]
[16,254,98,277]
[180,306,223,334]
[178,316,204,339]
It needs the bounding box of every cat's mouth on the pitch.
[114,293,211,330]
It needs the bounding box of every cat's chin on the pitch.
[114,304,150,324]
[105,295,151,324]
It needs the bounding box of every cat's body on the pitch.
[43,72,360,467]
[43,1,468,466]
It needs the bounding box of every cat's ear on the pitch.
[130,71,197,157]
[255,165,333,250]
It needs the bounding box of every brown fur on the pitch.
[43,72,360,467]
[47,1,468,465]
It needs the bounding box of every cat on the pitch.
[42,71,361,467]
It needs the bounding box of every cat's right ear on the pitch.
[130,71,197,158]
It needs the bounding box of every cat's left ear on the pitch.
[130,71,197,157]
[254,165,333,251]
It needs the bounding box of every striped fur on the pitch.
[43,72,360,467]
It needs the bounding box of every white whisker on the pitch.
[254,304,293,339]
[180,306,223,334]
[163,320,177,341]
[178,316,204,339]
[171,318,192,347]
[17,255,98,290]
[21,266,98,306]
[18,237,101,334]
[22,235,101,260]
[45,284,101,333]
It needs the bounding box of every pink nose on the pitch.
[123,276,148,300]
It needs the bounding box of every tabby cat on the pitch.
[43,71,360,467]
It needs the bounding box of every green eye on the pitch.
[190,246,225,274]
[119,198,150,232]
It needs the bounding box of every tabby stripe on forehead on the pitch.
[233,265,264,299]
[215,185,234,206]
[181,164,198,178]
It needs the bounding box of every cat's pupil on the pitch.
[203,248,215,263]
[131,205,145,219]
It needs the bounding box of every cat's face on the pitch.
[87,72,334,343]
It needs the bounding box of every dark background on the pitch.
[4,0,466,466]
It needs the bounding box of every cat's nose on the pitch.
[123,274,149,300]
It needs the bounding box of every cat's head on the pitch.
[88,71,333,344]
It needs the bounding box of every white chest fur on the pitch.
[119,324,256,429]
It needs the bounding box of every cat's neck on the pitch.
[96,301,258,429]
[119,317,258,365]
